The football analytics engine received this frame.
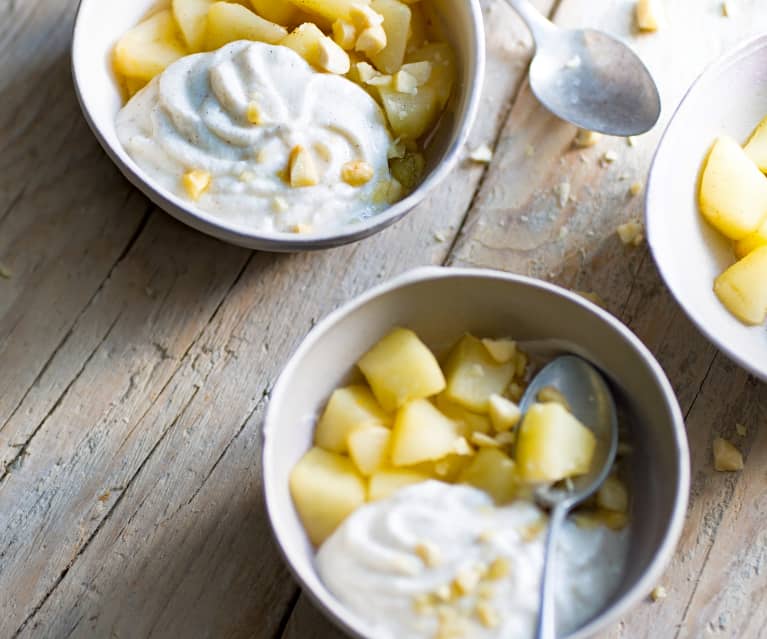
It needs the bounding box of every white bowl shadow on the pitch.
[646,34,767,381]
[263,266,690,639]
[70,0,485,251]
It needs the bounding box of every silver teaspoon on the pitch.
[517,355,619,639]
[506,0,661,135]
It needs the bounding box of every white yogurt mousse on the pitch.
[116,41,394,233]
[317,481,627,639]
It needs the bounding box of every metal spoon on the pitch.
[517,355,619,639]
[506,0,661,135]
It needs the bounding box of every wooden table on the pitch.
[2,1,766,637]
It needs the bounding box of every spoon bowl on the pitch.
[507,0,661,135]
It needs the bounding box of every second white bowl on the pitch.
[263,266,689,639]
[646,35,767,381]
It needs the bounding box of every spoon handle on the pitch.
[536,502,569,639]
[504,0,556,43]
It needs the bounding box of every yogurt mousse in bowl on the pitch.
[71,0,485,251]
[263,267,690,639]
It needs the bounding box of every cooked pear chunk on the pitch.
[714,246,767,325]
[515,402,596,483]
[347,424,391,476]
[357,327,445,412]
[390,399,465,466]
[443,334,516,413]
[315,384,391,453]
[699,136,767,240]
[114,10,188,82]
[368,468,432,501]
[206,2,288,50]
[289,447,366,545]
[458,448,518,504]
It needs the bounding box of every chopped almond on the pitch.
[713,437,744,471]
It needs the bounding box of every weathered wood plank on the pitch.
[0,0,151,441]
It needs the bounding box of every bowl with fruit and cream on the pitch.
[71,0,484,251]
[264,266,689,639]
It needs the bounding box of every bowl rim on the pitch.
[263,265,690,639]
[69,0,486,252]
[645,33,767,382]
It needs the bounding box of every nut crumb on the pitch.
[0,264,11,279]
[486,557,511,580]
[415,541,442,567]
[341,160,374,187]
[626,135,638,147]
[629,181,643,197]
[636,0,666,31]
[524,144,535,157]
[713,437,744,471]
[291,223,313,234]
[434,231,447,243]
[735,423,747,437]
[470,432,501,448]
[475,601,499,628]
[651,585,667,601]
[601,150,618,165]
[617,221,644,246]
[554,181,571,208]
[469,143,494,164]
[722,1,734,17]
[573,129,601,148]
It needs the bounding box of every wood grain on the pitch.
[2,0,767,637]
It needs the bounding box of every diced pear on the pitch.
[428,454,473,482]
[289,447,366,545]
[282,22,350,73]
[347,425,391,476]
[206,2,288,50]
[368,0,411,74]
[536,386,571,411]
[114,10,188,82]
[459,448,518,504]
[173,0,213,51]
[734,217,767,259]
[714,246,767,325]
[406,42,455,109]
[368,468,431,501]
[357,327,445,412]
[745,115,767,173]
[315,384,391,453]
[434,394,493,438]
[390,399,464,466]
[515,402,596,483]
[596,476,629,513]
[286,0,371,22]
[443,334,516,413]
[699,136,767,240]
[488,394,521,433]
[573,508,628,531]
[481,338,517,364]
[124,76,148,99]
[379,84,439,140]
[250,0,299,24]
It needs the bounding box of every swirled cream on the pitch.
[116,41,394,233]
[317,481,627,639]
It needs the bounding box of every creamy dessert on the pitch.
[117,41,394,232]
[289,328,631,639]
[318,481,627,638]
[112,0,456,234]
[698,116,767,325]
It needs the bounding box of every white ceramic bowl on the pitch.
[70,0,484,251]
[646,35,767,381]
[263,266,690,639]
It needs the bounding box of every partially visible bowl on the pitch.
[263,266,689,638]
[70,0,484,252]
[646,35,767,381]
